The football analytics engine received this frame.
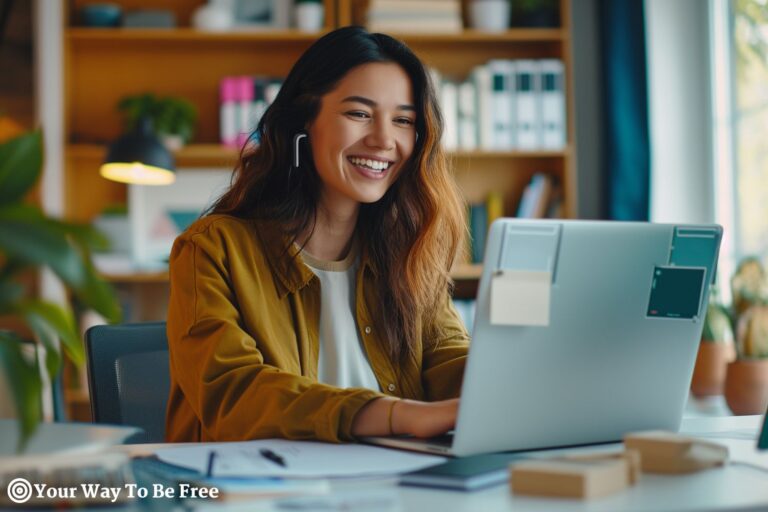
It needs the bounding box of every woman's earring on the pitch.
[293,132,307,167]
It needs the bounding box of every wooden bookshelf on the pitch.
[62,0,576,285]
[59,0,575,420]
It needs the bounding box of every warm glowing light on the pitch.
[99,162,176,185]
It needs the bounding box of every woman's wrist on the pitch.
[387,398,400,435]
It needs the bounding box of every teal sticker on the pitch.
[647,266,706,319]
[670,228,721,285]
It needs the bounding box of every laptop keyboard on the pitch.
[428,433,455,447]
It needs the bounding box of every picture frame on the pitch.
[129,169,232,268]
[232,0,292,30]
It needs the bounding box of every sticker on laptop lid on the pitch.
[490,270,551,326]
[647,266,706,320]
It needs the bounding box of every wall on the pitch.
[571,0,606,219]
[645,0,715,223]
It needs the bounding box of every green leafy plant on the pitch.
[117,93,198,144]
[512,0,559,27]
[0,130,121,451]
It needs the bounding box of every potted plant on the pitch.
[467,0,511,32]
[690,299,736,397]
[731,256,765,317]
[724,258,768,415]
[117,93,198,151]
[294,0,324,32]
[511,0,560,28]
[0,129,121,451]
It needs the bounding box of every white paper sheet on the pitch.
[155,439,446,478]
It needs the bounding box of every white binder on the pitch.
[539,59,567,149]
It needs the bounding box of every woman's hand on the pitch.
[351,397,459,438]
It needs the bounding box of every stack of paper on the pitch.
[155,439,446,479]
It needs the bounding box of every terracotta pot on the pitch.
[724,359,768,415]
[690,340,736,397]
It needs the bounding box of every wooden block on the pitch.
[624,431,729,474]
[564,449,641,484]
[510,457,631,499]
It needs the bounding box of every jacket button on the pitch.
[364,326,372,334]
[387,383,396,392]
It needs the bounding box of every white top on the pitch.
[301,246,380,391]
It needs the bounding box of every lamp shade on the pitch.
[100,117,176,185]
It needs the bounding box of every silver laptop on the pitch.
[366,219,722,457]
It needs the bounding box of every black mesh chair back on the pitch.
[85,322,170,443]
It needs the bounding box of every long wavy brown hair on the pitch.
[209,26,466,362]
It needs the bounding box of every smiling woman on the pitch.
[165,27,469,443]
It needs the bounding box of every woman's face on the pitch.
[307,62,417,210]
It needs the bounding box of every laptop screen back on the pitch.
[452,219,722,456]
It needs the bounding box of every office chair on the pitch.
[85,322,170,443]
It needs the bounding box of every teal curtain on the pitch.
[600,0,650,220]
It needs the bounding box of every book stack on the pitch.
[219,76,284,149]
[464,175,562,264]
[466,191,503,264]
[366,0,463,34]
[516,173,563,219]
[431,59,567,151]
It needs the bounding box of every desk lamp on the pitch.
[100,117,176,185]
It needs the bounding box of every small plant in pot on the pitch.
[511,0,560,28]
[117,93,197,151]
[690,299,736,397]
[724,258,768,415]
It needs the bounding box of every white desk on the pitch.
[114,415,766,512]
[10,413,764,511]
[397,425,768,512]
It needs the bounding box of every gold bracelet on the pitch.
[388,399,400,436]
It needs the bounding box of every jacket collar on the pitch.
[254,219,377,299]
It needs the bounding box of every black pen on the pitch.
[206,450,217,478]
[259,448,287,467]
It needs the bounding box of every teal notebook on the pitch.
[399,453,528,491]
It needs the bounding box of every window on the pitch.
[711,0,768,299]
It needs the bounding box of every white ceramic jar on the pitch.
[295,2,324,32]
[468,0,511,32]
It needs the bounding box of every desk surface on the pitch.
[5,410,765,511]
[110,415,768,512]
[394,418,767,512]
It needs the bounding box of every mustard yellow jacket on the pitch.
[166,214,470,443]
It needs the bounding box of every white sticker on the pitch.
[490,270,551,326]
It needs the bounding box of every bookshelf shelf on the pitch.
[99,266,482,283]
[68,144,240,168]
[67,28,331,43]
[450,263,484,280]
[358,29,565,44]
[101,271,170,284]
[68,144,569,169]
[453,148,571,159]
[66,27,563,44]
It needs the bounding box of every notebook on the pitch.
[399,453,528,491]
